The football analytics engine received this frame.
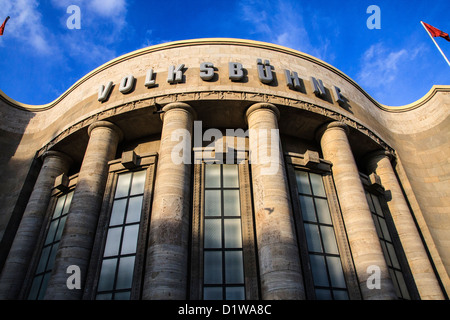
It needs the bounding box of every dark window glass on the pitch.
[28,191,74,300]
[295,170,349,300]
[365,192,411,299]
[96,170,146,300]
[203,164,245,300]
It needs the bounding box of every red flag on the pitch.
[422,21,450,42]
[0,16,10,36]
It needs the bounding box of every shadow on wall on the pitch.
[0,103,37,272]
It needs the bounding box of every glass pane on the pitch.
[222,165,239,188]
[225,251,244,284]
[130,170,146,195]
[96,293,113,300]
[380,241,392,267]
[97,258,117,291]
[379,218,392,241]
[223,190,240,217]
[116,256,135,290]
[36,246,51,273]
[299,195,316,222]
[304,223,323,253]
[310,254,329,287]
[389,268,401,297]
[52,196,66,219]
[38,273,51,300]
[321,226,339,254]
[121,224,140,255]
[333,290,349,300]
[104,227,122,257]
[309,173,326,197]
[224,219,242,248]
[372,215,383,238]
[54,215,67,241]
[366,192,375,212]
[204,287,222,300]
[28,275,43,300]
[372,196,384,216]
[205,165,221,188]
[204,219,222,248]
[396,271,411,299]
[295,171,311,195]
[44,220,59,245]
[204,251,222,284]
[205,190,221,216]
[326,256,347,288]
[126,196,143,224]
[315,288,332,300]
[386,243,400,269]
[115,173,132,198]
[109,199,127,226]
[315,198,332,224]
[62,191,73,214]
[226,287,245,300]
[114,291,131,300]
[46,244,59,271]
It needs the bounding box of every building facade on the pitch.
[0,38,448,300]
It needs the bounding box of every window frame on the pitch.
[83,152,157,300]
[190,149,259,300]
[22,173,78,300]
[360,173,420,300]
[286,152,361,300]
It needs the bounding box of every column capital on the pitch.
[366,149,394,161]
[315,121,349,142]
[364,149,395,172]
[42,150,73,166]
[87,120,123,142]
[161,102,197,121]
[245,102,280,121]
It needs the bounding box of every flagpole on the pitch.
[421,21,450,67]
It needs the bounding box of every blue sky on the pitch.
[0,0,449,106]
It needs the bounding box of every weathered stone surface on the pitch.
[44,121,122,300]
[143,102,195,300]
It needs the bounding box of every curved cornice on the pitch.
[0,38,448,112]
[35,89,396,159]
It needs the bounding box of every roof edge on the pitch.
[1,38,447,112]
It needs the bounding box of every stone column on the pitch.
[246,103,305,300]
[366,150,444,300]
[0,151,72,299]
[45,121,122,300]
[143,102,195,300]
[317,122,397,300]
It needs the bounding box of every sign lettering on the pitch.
[97,59,348,107]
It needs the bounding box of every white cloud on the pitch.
[238,0,334,62]
[0,0,130,66]
[50,0,127,29]
[89,0,126,18]
[0,0,54,54]
[357,42,422,89]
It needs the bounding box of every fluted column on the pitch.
[0,151,72,299]
[45,121,122,300]
[317,122,397,300]
[366,150,444,299]
[143,102,195,299]
[246,103,305,300]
